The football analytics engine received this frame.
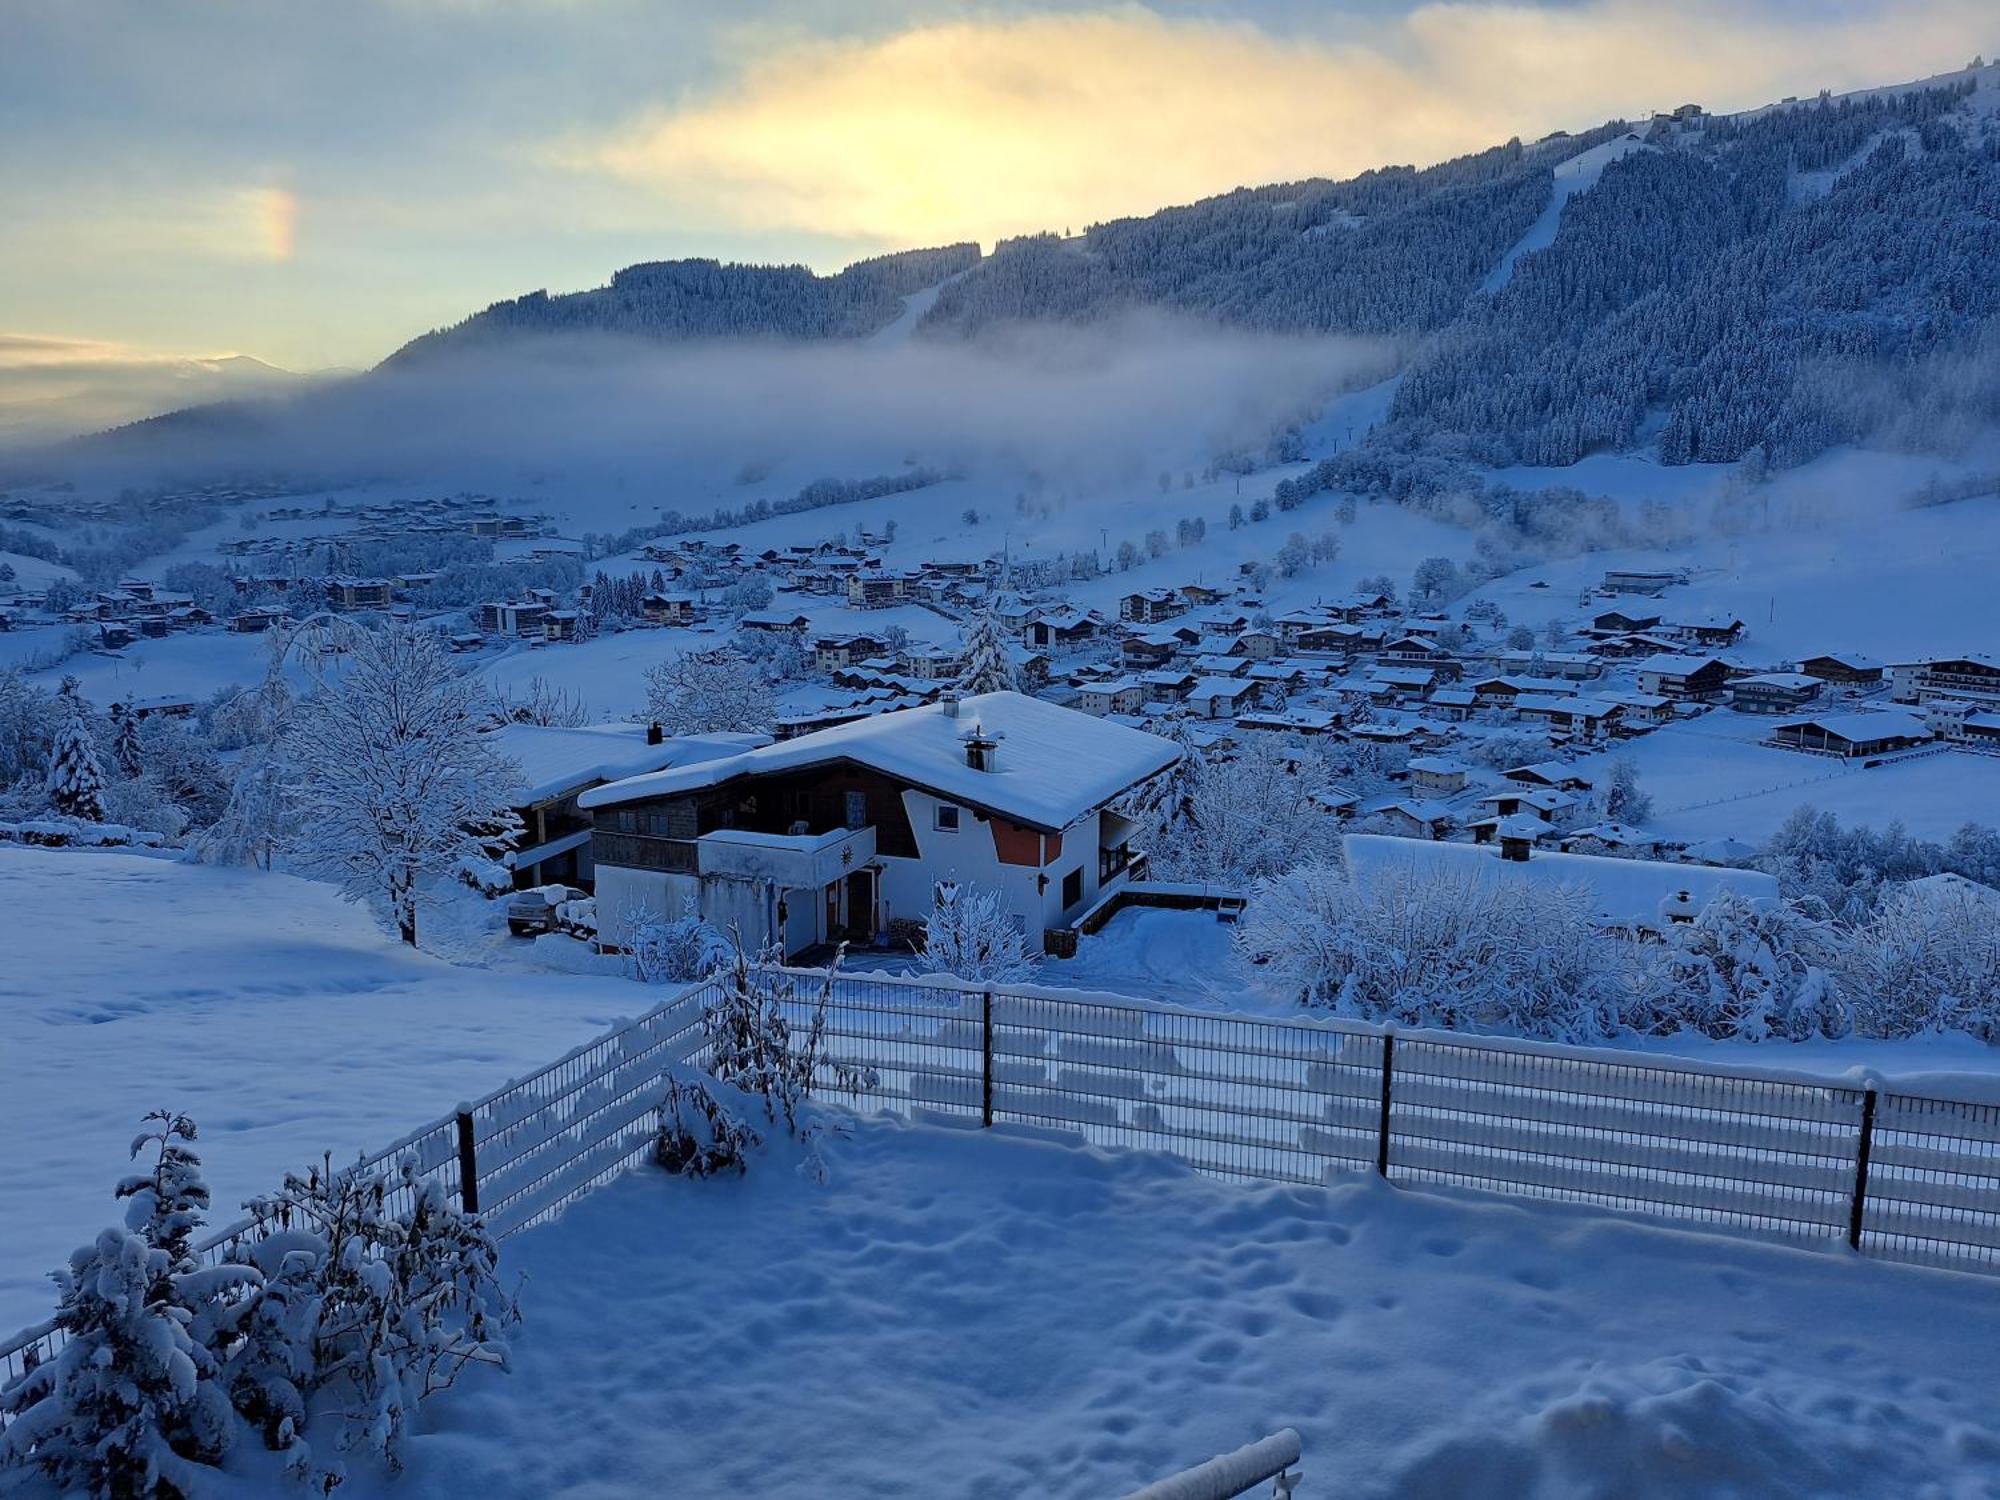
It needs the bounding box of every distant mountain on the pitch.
[379,65,2000,473]
[0,345,328,446]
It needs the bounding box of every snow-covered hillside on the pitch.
[0,849,646,1334]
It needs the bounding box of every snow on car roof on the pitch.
[580,691,1181,833]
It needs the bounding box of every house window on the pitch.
[617,810,636,833]
[933,803,961,832]
[1061,868,1082,909]
[844,790,868,830]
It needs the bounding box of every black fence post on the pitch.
[455,1105,481,1215]
[981,990,995,1128]
[1376,1034,1396,1179]
[1848,1088,1877,1252]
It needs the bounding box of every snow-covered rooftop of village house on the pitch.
[1343,834,1778,931]
[486,723,768,805]
[578,692,1181,832]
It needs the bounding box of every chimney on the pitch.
[962,722,1001,772]
[939,693,960,719]
[646,721,664,746]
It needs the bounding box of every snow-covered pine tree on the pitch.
[117,1111,210,1291]
[954,608,1018,695]
[0,1229,213,1498]
[921,879,1037,984]
[112,707,143,778]
[1603,756,1653,824]
[282,625,522,945]
[46,678,107,822]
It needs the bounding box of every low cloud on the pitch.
[566,1,1993,243]
[39,317,1394,496]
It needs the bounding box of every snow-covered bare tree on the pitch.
[643,647,774,737]
[922,880,1037,984]
[490,675,588,728]
[954,609,1019,696]
[283,626,521,945]
[46,679,107,822]
[628,897,731,985]
[1842,877,2000,1039]
[1153,738,1340,885]
[1640,890,1848,1041]
[190,751,289,870]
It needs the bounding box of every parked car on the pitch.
[506,885,587,937]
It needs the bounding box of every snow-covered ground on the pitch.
[279,1111,2000,1500]
[0,848,650,1335]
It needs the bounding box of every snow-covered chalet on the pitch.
[578,691,1181,959]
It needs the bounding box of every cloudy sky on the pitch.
[1,0,1990,377]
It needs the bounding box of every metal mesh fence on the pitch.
[9,970,2000,1393]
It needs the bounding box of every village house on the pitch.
[541,610,582,644]
[1662,612,1747,648]
[1137,669,1197,704]
[1923,701,2000,750]
[1231,629,1282,661]
[1637,653,1733,702]
[1407,756,1471,797]
[1235,708,1339,736]
[1601,568,1683,596]
[1473,787,1579,826]
[1770,710,1933,759]
[1889,654,2000,708]
[1187,676,1258,718]
[1024,608,1100,653]
[1075,678,1149,717]
[1503,763,1593,793]
[232,607,285,634]
[109,693,198,721]
[813,634,889,672]
[846,570,918,609]
[1796,652,1884,688]
[1179,582,1230,607]
[1496,649,1602,681]
[325,576,394,612]
[1367,665,1440,703]
[1589,608,1662,635]
[477,600,550,638]
[1373,800,1457,841]
[580,692,1178,959]
[1118,588,1184,624]
[1122,628,1193,669]
[1729,672,1824,714]
[740,609,812,635]
[1513,693,1621,739]
[489,723,766,892]
[643,593,698,627]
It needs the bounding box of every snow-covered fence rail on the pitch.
[782,972,2000,1281]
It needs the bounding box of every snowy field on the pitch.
[0,848,649,1335]
[266,1111,2000,1500]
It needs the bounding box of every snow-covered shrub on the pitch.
[655,1074,761,1178]
[1601,756,1653,825]
[703,942,849,1132]
[237,1152,519,1476]
[921,880,1036,985]
[628,898,731,984]
[1841,878,2000,1039]
[1634,891,1849,1041]
[1235,860,1630,1041]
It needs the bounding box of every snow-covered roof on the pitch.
[1775,709,1930,741]
[488,723,767,805]
[1638,653,1725,675]
[1188,677,1253,703]
[1343,834,1778,930]
[579,692,1180,833]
